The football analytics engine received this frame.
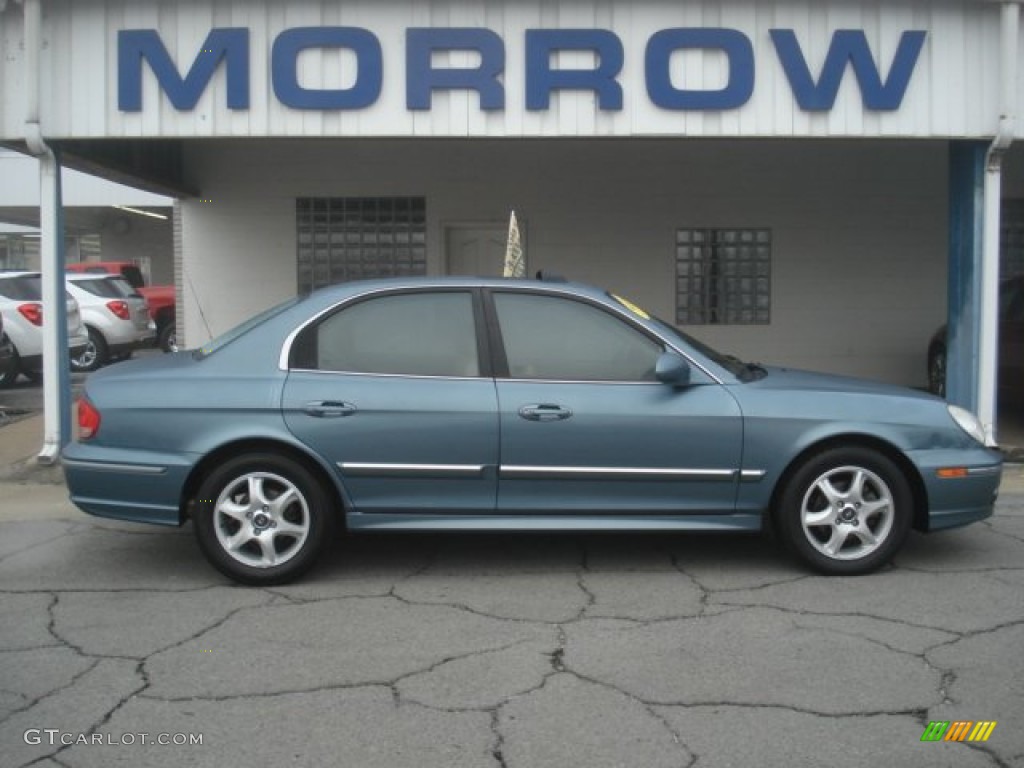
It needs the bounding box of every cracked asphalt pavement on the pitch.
[1,479,1022,768]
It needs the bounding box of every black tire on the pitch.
[927,344,946,398]
[71,327,108,373]
[193,452,336,585]
[0,352,20,388]
[775,446,913,575]
[158,322,177,353]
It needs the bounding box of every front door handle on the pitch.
[518,404,573,422]
[303,400,357,418]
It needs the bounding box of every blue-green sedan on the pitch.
[62,277,1002,584]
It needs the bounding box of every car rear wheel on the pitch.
[71,328,107,372]
[0,352,20,388]
[193,452,335,585]
[775,447,912,575]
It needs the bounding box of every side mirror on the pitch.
[655,352,691,386]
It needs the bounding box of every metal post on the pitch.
[35,148,70,462]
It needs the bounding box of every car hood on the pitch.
[746,366,939,401]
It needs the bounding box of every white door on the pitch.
[445,225,509,277]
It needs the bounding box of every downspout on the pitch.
[23,0,71,462]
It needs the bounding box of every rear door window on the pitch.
[294,291,481,378]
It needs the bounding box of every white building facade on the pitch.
[1,0,1022,446]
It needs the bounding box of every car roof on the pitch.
[304,275,610,304]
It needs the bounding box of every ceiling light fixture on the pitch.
[112,205,169,221]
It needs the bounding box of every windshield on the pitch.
[193,296,302,359]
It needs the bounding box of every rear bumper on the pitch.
[18,344,90,372]
[107,332,157,357]
[62,442,198,526]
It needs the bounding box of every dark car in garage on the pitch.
[928,275,1024,402]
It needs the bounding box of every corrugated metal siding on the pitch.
[0,0,1015,140]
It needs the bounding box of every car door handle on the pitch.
[303,401,357,418]
[518,404,573,422]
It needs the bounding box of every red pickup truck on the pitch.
[65,261,177,351]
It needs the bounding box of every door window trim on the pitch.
[483,287,719,384]
[481,286,671,385]
[283,287,493,379]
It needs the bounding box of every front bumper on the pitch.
[910,446,1002,531]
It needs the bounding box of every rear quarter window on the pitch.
[72,279,122,299]
[0,275,42,301]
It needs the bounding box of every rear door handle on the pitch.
[303,400,357,418]
[518,404,572,422]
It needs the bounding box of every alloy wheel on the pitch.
[213,471,311,568]
[799,465,895,561]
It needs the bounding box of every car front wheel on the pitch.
[775,447,912,575]
[193,452,335,585]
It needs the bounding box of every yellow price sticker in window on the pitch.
[610,294,651,320]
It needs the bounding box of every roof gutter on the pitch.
[22,0,71,462]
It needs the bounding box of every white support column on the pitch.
[23,0,70,462]
[36,152,66,462]
[980,1,1020,446]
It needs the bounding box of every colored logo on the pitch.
[920,721,997,742]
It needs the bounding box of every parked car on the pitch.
[65,261,176,352]
[928,275,1024,401]
[66,274,156,372]
[63,277,1002,585]
[0,271,89,388]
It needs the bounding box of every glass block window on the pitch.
[675,228,771,325]
[297,197,426,293]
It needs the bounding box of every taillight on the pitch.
[78,397,101,440]
[106,300,130,320]
[17,303,43,326]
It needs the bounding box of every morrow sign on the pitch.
[118,26,927,114]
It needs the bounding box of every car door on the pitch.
[282,289,499,515]
[489,290,743,515]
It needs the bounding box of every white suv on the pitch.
[66,273,156,371]
[0,271,89,387]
